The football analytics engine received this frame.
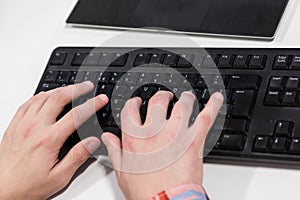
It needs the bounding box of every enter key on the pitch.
[231,90,256,119]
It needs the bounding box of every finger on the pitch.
[121,97,143,129]
[39,81,94,122]
[169,91,196,127]
[101,133,122,176]
[191,92,224,149]
[144,91,173,126]
[23,92,50,117]
[54,94,109,145]
[52,137,100,180]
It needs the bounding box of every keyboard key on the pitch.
[290,56,300,70]
[264,91,281,106]
[211,75,224,88]
[286,77,299,90]
[98,53,114,66]
[44,70,58,83]
[219,134,245,151]
[199,88,210,102]
[223,119,248,133]
[273,55,290,70]
[165,74,182,86]
[249,55,266,69]
[40,83,60,91]
[163,53,179,67]
[109,72,124,84]
[111,112,121,127]
[134,53,149,66]
[153,73,168,85]
[69,71,77,84]
[57,71,71,84]
[137,73,153,85]
[218,54,233,68]
[111,99,126,111]
[113,85,128,98]
[227,75,260,89]
[50,52,67,65]
[181,74,196,87]
[84,53,101,66]
[288,138,300,154]
[253,135,270,152]
[231,90,255,119]
[149,53,162,64]
[269,76,284,90]
[274,121,294,136]
[97,84,114,98]
[82,71,97,82]
[97,72,111,84]
[122,72,139,85]
[195,75,210,88]
[72,52,88,66]
[177,54,195,68]
[140,86,157,100]
[74,71,85,83]
[111,53,128,67]
[282,91,297,106]
[97,111,110,125]
[270,137,288,153]
[201,54,217,68]
[233,55,248,68]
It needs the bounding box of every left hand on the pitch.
[0,81,108,200]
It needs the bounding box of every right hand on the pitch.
[102,91,224,200]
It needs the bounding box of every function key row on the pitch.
[134,53,195,68]
[49,51,300,71]
[50,52,129,67]
[50,51,268,70]
[273,55,300,70]
[135,53,267,69]
[202,54,266,69]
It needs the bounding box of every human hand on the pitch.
[0,82,108,200]
[102,91,224,200]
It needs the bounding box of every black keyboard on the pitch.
[36,47,300,166]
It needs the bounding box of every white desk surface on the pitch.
[1,0,300,199]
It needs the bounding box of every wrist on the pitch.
[151,183,208,200]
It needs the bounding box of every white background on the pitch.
[1,0,300,199]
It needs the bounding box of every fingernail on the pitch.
[99,94,108,101]
[101,134,108,143]
[167,91,174,97]
[83,81,94,88]
[181,91,195,98]
[85,138,100,153]
[130,97,142,107]
[213,92,224,103]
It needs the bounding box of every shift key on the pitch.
[231,90,255,119]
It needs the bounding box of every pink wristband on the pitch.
[151,183,209,200]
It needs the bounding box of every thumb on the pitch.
[53,137,100,180]
[101,132,122,175]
